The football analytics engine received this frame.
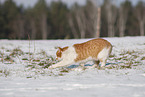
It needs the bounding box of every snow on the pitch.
[0,36,145,97]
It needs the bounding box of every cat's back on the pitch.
[73,38,112,62]
[74,38,111,49]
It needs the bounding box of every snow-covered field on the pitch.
[0,36,145,97]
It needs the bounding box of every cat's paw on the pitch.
[48,65,55,69]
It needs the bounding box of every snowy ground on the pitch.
[0,36,145,97]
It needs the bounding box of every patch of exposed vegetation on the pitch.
[0,69,10,77]
[107,50,143,69]
[10,48,24,57]
[141,57,145,60]
[0,47,144,77]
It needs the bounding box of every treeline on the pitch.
[0,0,145,39]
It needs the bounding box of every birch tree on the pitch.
[118,1,129,37]
[105,0,117,37]
[69,3,87,38]
[76,8,86,38]
[90,0,101,38]
[68,11,79,38]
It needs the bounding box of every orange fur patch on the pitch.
[73,38,112,62]
[62,46,69,51]
[56,46,69,58]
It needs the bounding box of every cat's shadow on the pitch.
[67,62,123,69]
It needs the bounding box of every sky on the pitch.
[0,0,143,8]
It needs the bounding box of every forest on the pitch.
[0,0,145,39]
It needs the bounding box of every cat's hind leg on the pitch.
[92,60,100,68]
[100,59,107,67]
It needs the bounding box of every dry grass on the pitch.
[0,47,144,77]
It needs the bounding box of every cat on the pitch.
[49,38,112,69]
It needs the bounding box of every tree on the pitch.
[135,1,145,36]
[90,0,101,38]
[0,2,6,38]
[118,0,130,37]
[15,6,25,39]
[34,0,48,39]
[68,3,80,38]
[75,7,86,38]
[105,0,117,37]
[25,8,37,39]
[68,3,87,39]
[50,1,69,39]
[69,1,99,38]
[101,0,108,37]
[3,0,19,39]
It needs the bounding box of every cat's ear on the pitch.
[55,46,62,51]
[58,47,63,51]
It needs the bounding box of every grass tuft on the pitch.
[10,48,24,57]
[141,57,145,60]
[0,69,10,77]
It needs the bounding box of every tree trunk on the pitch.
[80,30,85,39]
[96,7,101,38]
[68,14,79,38]
[19,19,25,39]
[106,2,117,37]
[140,21,144,36]
[31,19,36,39]
[118,7,128,37]
[76,10,86,39]
[119,20,125,37]
[41,13,47,40]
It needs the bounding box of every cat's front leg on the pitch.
[49,61,64,69]
[49,60,73,69]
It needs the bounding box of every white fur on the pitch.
[62,47,77,60]
[49,47,77,69]
[98,47,110,60]
[97,47,111,67]
[79,57,93,62]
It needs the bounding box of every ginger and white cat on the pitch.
[49,38,112,69]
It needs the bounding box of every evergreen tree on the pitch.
[101,0,108,37]
[49,1,69,39]
[3,0,19,39]
[125,0,138,36]
[33,0,49,39]
[0,2,6,38]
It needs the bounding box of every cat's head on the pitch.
[56,47,68,60]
